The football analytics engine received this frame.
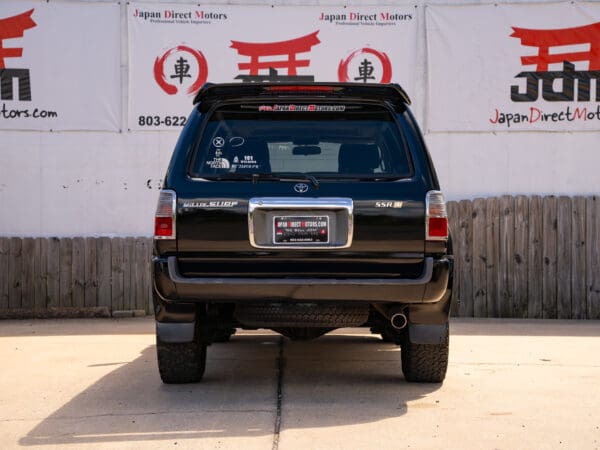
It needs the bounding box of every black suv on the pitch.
[152,83,453,384]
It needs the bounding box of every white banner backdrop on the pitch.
[128,3,418,130]
[426,2,600,132]
[0,1,120,131]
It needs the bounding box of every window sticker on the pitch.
[229,136,245,147]
[236,155,260,169]
[258,104,346,112]
[206,157,230,169]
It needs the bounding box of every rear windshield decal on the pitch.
[258,104,346,112]
[206,157,230,169]
[232,155,259,170]
[229,136,245,147]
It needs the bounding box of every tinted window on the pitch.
[190,104,413,179]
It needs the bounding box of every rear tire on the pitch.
[401,322,449,383]
[235,303,369,328]
[156,336,207,384]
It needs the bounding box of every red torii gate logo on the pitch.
[0,9,37,101]
[510,22,600,102]
[230,31,320,82]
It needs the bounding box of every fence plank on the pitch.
[84,237,98,308]
[140,238,154,314]
[586,196,600,319]
[111,237,124,313]
[21,238,36,309]
[458,200,473,317]
[132,238,141,312]
[542,196,558,318]
[72,237,85,309]
[133,237,146,312]
[122,238,133,312]
[46,238,60,308]
[34,238,47,310]
[485,198,499,318]
[528,196,543,319]
[8,237,23,309]
[0,238,9,310]
[472,198,487,317]
[571,197,587,319]
[447,201,461,317]
[59,238,73,308]
[557,196,572,319]
[498,196,515,317]
[513,196,529,318]
[97,237,112,310]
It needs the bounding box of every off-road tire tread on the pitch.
[235,303,369,328]
[156,337,207,384]
[401,323,449,383]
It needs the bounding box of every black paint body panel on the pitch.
[152,86,452,329]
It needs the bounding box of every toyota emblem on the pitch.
[294,183,309,193]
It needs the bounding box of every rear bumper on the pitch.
[153,255,452,304]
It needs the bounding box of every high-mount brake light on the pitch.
[265,86,338,93]
[154,190,176,240]
[426,191,448,241]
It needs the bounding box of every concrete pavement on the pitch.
[0,318,598,449]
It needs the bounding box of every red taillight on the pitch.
[426,191,448,241]
[154,190,176,240]
[428,217,448,238]
[154,217,173,237]
[265,85,338,93]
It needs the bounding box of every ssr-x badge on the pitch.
[294,183,309,193]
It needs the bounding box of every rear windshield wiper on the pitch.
[318,174,408,181]
[251,173,320,189]
[200,172,320,189]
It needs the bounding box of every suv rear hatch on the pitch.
[172,86,434,280]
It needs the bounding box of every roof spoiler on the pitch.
[192,82,411,107]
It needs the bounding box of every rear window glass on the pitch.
[189,104,413,179]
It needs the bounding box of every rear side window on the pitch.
[190,103,413,179]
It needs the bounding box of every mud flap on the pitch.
[407,322,448,345]
[156,321,195,343]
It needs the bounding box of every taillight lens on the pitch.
[154,190,176,240]
[426,191,448,241]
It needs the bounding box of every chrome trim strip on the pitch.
[167,256,435,286]
[248,197,354,249]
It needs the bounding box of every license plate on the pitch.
[273,216,329,244]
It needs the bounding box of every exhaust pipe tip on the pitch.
[390,312,407,330]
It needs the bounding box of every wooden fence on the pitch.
[0,237,152,318]
[0,195,599,319]
[447,195,600,319]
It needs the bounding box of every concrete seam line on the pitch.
[272,336,285,450]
